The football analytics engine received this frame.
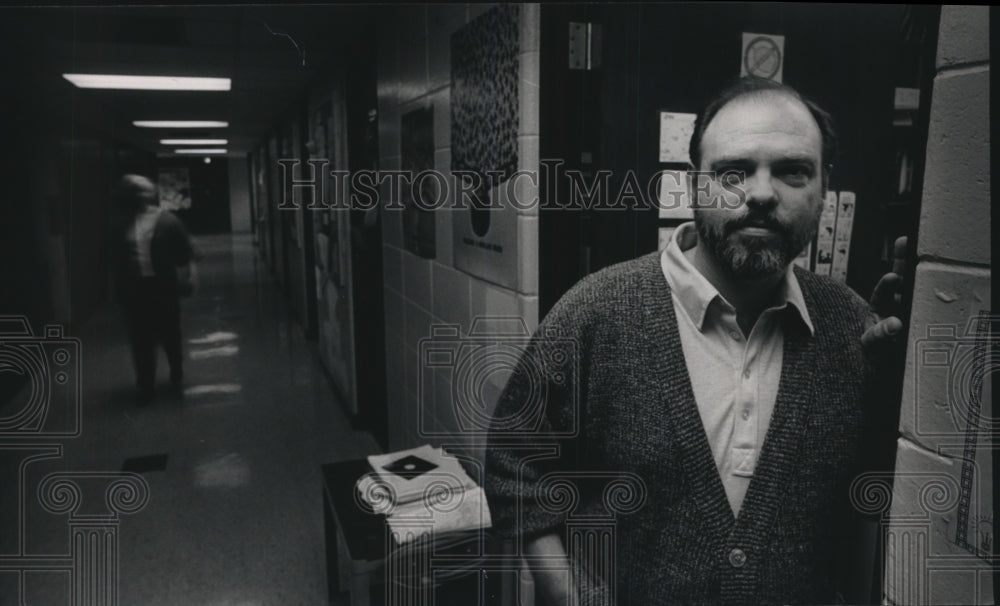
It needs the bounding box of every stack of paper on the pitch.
[357,445,492,544]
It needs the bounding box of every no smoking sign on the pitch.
[740,32,785,83]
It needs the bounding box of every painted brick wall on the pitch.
[377,5,541,456]
[884,6,993,605]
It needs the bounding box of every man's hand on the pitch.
[526,534,579,606]
[861,236,908,350]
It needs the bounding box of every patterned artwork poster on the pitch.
[158,168,192,210]
[659,112,697,163]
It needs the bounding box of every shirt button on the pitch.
[729,330,742,341]
[729,548,747,568]
[741,409,750,420]
[742,368,751,379]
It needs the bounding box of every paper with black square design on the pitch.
[381,454,438,480]
[366,445,476,505]
[360,444,493,544]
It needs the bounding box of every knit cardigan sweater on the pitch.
[484,251,875,605]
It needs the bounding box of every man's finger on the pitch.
[861,316,904,348]
[869,273,902,316]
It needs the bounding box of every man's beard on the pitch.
[694,210,817,280]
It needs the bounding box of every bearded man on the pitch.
[484,77,906,605]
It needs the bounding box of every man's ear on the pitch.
[822,164,833,193]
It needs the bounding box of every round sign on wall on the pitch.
[743,36,782,79]
[740,32,785,83]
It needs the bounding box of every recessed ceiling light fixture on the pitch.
[134,120,229,128]
[63,74,231,91]
[175,148,227,154]
[160,139,229,145]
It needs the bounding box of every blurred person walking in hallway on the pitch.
[110,174,196,402]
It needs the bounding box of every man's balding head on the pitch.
[689,77,837,185]
[115,174,158,213]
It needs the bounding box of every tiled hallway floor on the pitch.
[1,234,379,605]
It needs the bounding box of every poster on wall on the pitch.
[830,191,856,281]
[158,168,192,211]
[451,4,521,289]
[657,169,693,219]
[814,190,838,275]
[658,112,697,163]
[740,32,785,83]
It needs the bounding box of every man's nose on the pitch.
[744,170,777,209]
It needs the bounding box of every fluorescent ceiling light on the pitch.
[160,139,228,145]
[134,120,228,128]
[175,148,227,154]
[63,73,230,91]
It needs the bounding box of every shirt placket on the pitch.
[730,315,761,479]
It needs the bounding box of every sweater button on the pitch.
[728,548,747,568]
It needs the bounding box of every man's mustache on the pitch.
[723,214,790,238]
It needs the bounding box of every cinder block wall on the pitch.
[884,6,992,605]
[376,5,541,454]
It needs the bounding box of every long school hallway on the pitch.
[1,234,378,605]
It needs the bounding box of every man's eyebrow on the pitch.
[708,158,754,169]
[709,155,818,169]
[771,156,818,166]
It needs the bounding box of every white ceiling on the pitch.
[0,4,373,156]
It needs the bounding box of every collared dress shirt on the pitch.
[660,222,815,516]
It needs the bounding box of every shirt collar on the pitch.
[660,221,815,336]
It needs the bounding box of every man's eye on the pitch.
[776,166,812,184]
[719,170,745,185]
